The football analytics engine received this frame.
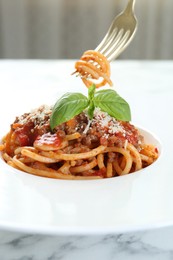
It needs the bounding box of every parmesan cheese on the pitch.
[91,107,125,135]
[17,105,52,126]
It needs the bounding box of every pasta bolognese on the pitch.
[0,105,158,180]
[0,50,159,179]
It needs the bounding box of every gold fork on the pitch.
[95,0,137,61]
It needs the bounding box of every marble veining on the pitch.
[0,227,173,260]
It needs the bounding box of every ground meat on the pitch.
[10,107,142,152]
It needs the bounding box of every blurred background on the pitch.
[0,0,172,60]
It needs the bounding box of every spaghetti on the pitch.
[0,106,158,180]
[73,50,113,88]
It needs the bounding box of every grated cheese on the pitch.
[17,105,52,125]
[91,107,125,135]
[83,119,91,134]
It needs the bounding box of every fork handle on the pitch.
[124,0,136,14]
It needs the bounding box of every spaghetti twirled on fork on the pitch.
[73,50,113,88]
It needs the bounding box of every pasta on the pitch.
[0,51,159,179]
[0,106,159,180]
[72,50,113,88]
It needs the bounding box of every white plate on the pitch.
[0,60,172,235]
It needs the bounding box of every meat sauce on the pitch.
[8,106,142,157]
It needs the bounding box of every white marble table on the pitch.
[0,60,173,259]
[0,226,173,260]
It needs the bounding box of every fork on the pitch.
[95,0,137,61]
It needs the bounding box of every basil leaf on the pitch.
[50,92,89,129]
[93,89,131,121]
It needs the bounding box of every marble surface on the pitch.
[1,227,173,260]
[0,60,173,259]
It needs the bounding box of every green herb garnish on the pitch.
[94,89,131,121]
[50,84,131,130]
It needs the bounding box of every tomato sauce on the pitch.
[34,132,62,147]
